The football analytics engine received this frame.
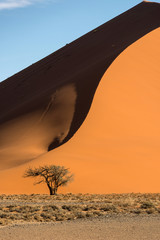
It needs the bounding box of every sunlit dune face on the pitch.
[0,28,159,194]
[0,84,77,169]
[33,28,160,194]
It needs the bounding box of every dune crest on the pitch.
[0,2,160,193]
[0,2,159,168]
[0,28,159,193]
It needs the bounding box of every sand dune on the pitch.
[0,2,160,194]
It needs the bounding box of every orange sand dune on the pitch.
[0,2,160,193]
[0,27,159,194]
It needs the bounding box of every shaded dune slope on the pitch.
[0,27,159,194]
[0,1,160,169]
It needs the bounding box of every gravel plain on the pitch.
[0,194,160,239]
[0,215,160,240]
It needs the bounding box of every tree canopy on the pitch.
[23,165,73,195]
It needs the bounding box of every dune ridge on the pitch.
[0,2,159,168]
[0,2,160,193]
[0,28,159,194]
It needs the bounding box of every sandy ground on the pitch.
[0,215,160,240]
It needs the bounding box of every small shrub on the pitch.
[131,209,141,214]
[140,202,154,209]
[146,209,155,214]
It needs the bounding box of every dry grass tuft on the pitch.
[0,193,160,226]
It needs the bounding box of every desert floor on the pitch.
[0,193,160,239]
[0,215,160,240]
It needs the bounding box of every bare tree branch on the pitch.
[23,165,73,195]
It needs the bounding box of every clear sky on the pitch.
[0,0,159,82]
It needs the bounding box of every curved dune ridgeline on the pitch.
[0,2,160,193]
[0,2,159,168]
[0,26,159,194]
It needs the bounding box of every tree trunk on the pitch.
[49,187,54,195]
[53,187,58,195]
[47,183,54,195]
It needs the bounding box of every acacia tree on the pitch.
[23,165,73,195]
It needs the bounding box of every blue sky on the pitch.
[0,0,159,82]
